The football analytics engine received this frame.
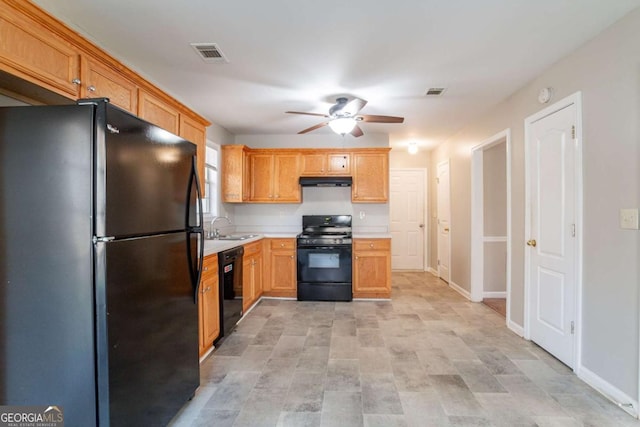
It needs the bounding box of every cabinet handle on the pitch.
[290,255,294,259]
[203,266,208,271]
[87,85,96,92]
[71,78,81,85]
[280,243,285,247]
[369,243,374,248]
[355,256,359,260]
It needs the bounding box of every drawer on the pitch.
[270,238,295,250]
[244,241,262,257]
[354,239,391,251]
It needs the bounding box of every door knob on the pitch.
[444,227,449,232]
[419,224,425,228]
[527,239,537,247]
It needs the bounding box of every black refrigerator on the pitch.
[0,99,204,426]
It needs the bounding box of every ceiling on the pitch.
[33,0,640,150]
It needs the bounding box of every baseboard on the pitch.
[448,281,471,300]
[198,346,215,364]
[483,291,507,299]
[507,320,524,337]
[577,365,638,418]
[427,267,439,276]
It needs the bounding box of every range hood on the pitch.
[299,176,352,187]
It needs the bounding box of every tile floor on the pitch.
[169,272,639,427]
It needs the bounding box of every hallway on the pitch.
[170,272,639,426]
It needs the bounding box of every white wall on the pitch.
[429,7,640,402]
[233,187,388,235]
[0,93,30,106]
[235,132,388,149]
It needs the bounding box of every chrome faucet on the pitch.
[209,216,232,239]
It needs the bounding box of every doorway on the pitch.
[436,160,451,283]
[390,169,427,270]
[471,130,511,323]
[524,92,583,370]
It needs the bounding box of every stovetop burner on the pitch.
[297,215,352,246]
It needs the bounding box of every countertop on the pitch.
[203,232,391,257]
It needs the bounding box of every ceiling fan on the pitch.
[286,96,404,137]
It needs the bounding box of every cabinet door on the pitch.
[242,256,254,312]
[82,56,137,113]
[179,114,207,197]
[201,273,220,350]
[200,255,219,355]
[254,254,263,299]
[249,153,274,201]
[270,251,296,292]
[138,90,179,134]
[0,3,80,98]
[352,152,389,202]
[300,153,327,175]
[327,153,350,175]
[273,154,300,202]
[221,145,248,203]
[353,250,391,297]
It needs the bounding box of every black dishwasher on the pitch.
[217,246,244,343]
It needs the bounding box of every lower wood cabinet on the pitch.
[353,238,391,298]
[242,240,263,312]
[264,238,296,297]
[198,254,219,357]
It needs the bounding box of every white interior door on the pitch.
[527,102,578,368]
[390,169,425,270]
[437,160,451,282]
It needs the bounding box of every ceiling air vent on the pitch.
[425,87,447,96]
[190,43,229,63]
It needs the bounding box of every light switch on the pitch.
[620,208,639,230]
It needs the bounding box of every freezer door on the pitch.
[0,105,97,426]
[94,232,199,426]
[97,105,199,238]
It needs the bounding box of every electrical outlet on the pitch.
[620,208,639,230]
[359,211,366,220]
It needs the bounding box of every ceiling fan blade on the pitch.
[342,98,367,116]
[286,111,329,118]
[298,122,329,134]
[350,125,364,138]
[358,114,404,123]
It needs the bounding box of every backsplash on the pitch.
[232,186,389,234]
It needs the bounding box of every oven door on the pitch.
[297,245,352,284]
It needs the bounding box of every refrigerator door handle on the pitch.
[187,155,204,303]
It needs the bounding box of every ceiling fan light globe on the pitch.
[329,117,357,135]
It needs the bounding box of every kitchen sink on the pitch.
[215,234,259,241]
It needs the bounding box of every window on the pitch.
[202,145,219,216]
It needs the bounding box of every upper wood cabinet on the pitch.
[352,150,390,203]
[81,56,137,113]
[0,2,80,99]
[248,152,300,203]
[300,152,350,176]
[221,146,390,204]
[179,114,207,196]
[138,90,180,134]
[222,145,249,203]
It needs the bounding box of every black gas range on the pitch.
[297,215,353,301]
